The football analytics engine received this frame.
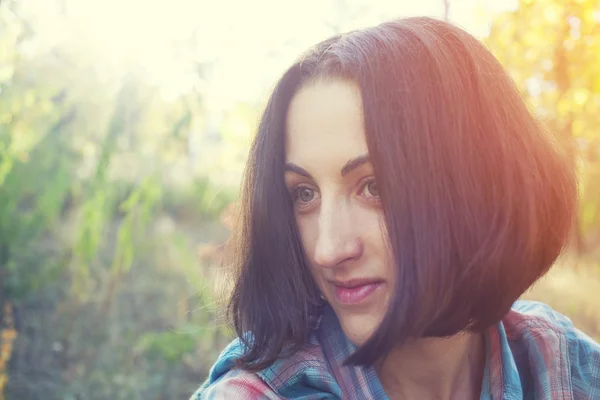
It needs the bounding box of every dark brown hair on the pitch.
[226,17,578,370]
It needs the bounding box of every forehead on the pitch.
[285,79,368,164]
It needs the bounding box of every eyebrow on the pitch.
[284,154,371,179]
[341,154,370,177]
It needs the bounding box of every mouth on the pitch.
[330,278,384,305]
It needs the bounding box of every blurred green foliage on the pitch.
[0,3,236,399]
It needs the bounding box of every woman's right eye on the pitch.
[295,187,315,203]
[290,186,320,212]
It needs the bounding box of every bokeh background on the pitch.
[0,0,599,398]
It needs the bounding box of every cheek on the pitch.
[295,216,328,285]
[358,212,389,253]
[295,215,318,257]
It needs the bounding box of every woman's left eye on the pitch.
[366,181,378,197]
[359,179,380,199]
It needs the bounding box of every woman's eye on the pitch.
[366,181,379,197]
[295,187,316,203]
[360,179,379,199]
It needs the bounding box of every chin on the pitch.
[339,314,381,347]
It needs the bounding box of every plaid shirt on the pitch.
[192,300,600,399]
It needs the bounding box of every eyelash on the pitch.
[290,177,380,212]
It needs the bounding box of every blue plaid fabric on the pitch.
[192,300,600,399]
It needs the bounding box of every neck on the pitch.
[376,332,485,400]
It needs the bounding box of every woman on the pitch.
[192,17,600,399]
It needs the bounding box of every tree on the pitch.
[486,0,600,256]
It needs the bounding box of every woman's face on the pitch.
[285,79,394,346]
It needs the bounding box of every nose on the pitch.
[313,201,363,268]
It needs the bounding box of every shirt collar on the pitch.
[315,303,573,400]
[316,305,388,399]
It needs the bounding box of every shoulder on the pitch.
[190,368,280,400]
[192,335,342,399]
[507,300,600,397]
[508,300,599,348]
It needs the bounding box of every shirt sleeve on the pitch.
[538,301,600,399]
[512,300,600,399]
[565,324,600,400]
[191,369,281,400]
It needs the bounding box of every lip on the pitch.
[331,278,382,288]
[330,278,383,305]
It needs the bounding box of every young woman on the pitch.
[192,17,600,399]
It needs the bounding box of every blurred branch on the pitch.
[443,0,450,21]
[553,5,586,254]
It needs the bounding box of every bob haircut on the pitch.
[226,17,577,370]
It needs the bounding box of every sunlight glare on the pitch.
[23,0,519,105]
